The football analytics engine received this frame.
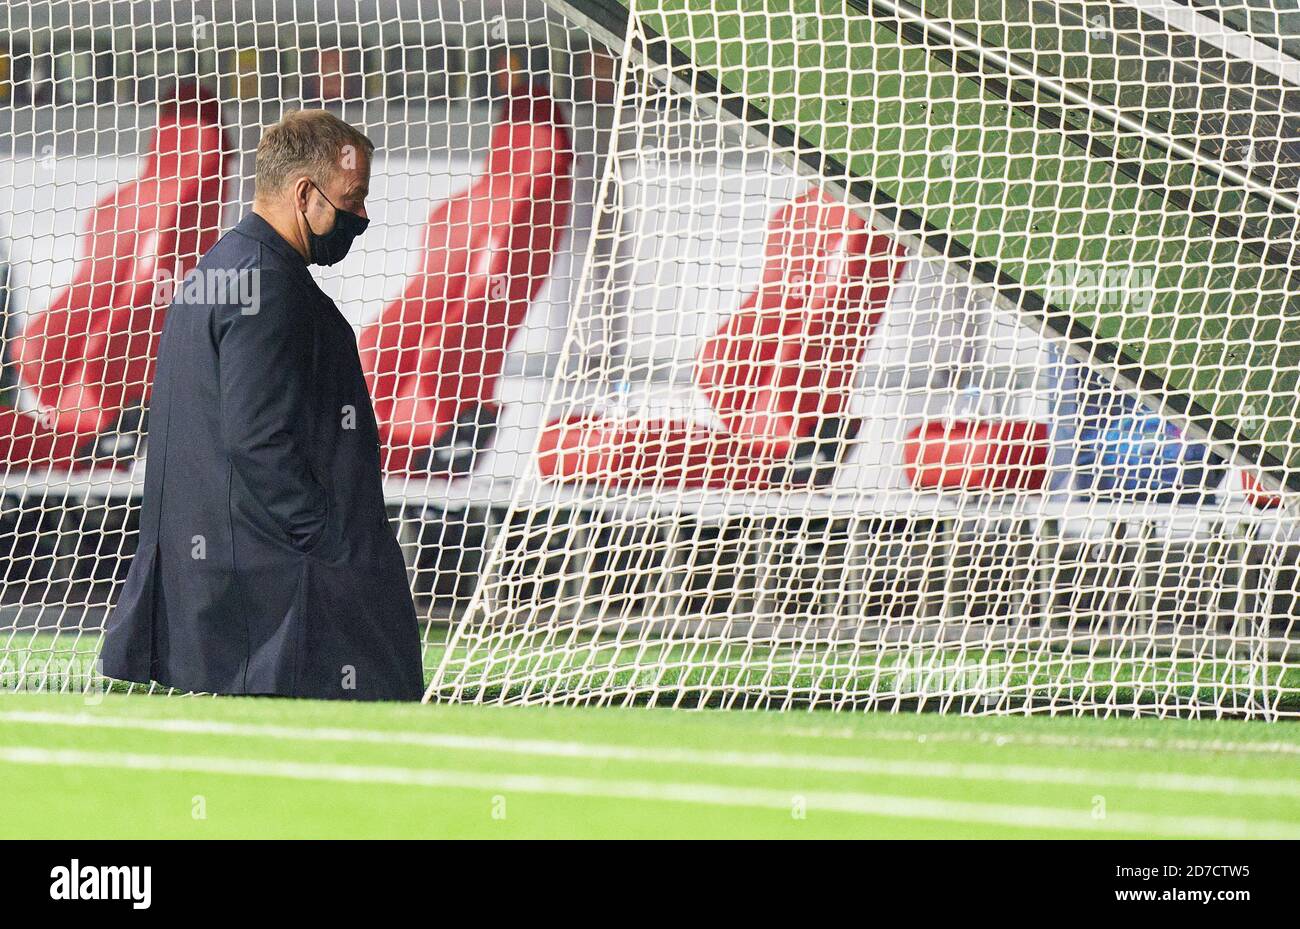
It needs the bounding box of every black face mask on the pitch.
[302,181,369,266]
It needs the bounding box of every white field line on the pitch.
[1,744,1295,839]
[762,722,1300,757]
[0,710,1295,801]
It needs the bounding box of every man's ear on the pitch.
[291,176,314,213]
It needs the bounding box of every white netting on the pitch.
[429,0,1300,715]
[0,0,610,693]
[0,1,1294,716]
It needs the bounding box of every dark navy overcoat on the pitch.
[101,212,424,700]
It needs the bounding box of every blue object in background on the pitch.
[1052,355,1227,503]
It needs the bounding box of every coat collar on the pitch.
[233,211,309,267]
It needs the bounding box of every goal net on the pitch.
[428,0,1300,715]
[0,0,1296,716]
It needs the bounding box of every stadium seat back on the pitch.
[363,87,573,472]
[13,91,227,441]
[540,188,908,491]
[696,188,907,457]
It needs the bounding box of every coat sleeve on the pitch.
[216,269,328,551]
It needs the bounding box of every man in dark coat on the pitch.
[101,110,424,701]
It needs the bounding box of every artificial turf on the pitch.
[11,627,1299,714]
[0,688,1297,839]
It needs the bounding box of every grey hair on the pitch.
[254,110,374,198]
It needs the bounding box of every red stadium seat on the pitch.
[9,84,228,467]
[537,414,780,491]
[540,188,906,490]
[0,407,86,471]
[696,188,907,459]
[1241,470,1284,509]
[362,84,574,475]
[903,419,1051,492]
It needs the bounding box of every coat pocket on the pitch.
[300,493,333,558]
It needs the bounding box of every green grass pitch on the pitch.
[1,689,1298,839]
